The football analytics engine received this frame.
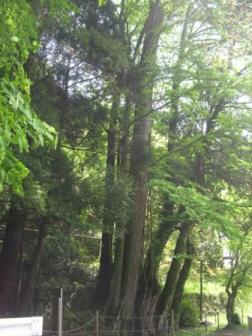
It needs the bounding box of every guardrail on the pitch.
[0,316,43,336]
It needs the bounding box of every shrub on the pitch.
[180,294,200,327]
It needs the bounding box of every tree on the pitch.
[0,0,56,193]
[222,194,252,327]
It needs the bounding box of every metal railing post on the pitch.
[165,313,168,336]
[171,309,175,336]
[96,311,99,336]
[58,288,63,336]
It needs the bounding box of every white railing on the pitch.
[0,316,43,336]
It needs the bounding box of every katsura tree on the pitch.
[139,0,239,319]
[142,0,223,278]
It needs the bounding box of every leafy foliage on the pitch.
[180,294,200,327]
[0,0,56,193]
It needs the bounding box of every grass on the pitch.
[184,274,252,326]
[176,324,250,336]
[176,326,217,336]
[175,271,252,336]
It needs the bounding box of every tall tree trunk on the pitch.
[225,269,242,329]
[172,239,195,329]
[0,202,25,315]
[107,97,131,316]
[155,221,193,317]
[136,202,179,323]
[95,96,119,304]
[225,258,247,329]
[140,5,191,300]
[17,219,47,315]
[141,202,181,296]
[117,97,130,172]
[226,287,238,328]
[120,0,164,321]
[226,292,235,328]
[15,232,24,313]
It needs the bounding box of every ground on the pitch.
[208,329,250,336]
[177,326,251,336]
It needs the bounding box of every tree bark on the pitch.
[225,249,248,328]
[140,4,191,300]
[120,0,164,321]
[226,290,236,328]
[107,97,130,316]
[17,219,47,315]
[155,221,193,317]
[107,231,125,316]
[172,239,195,329]
[15,232,24,314]
[141,201,181,296]
[0,202,25,316]
[95,96,119,304]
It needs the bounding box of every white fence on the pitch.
[0,316,43,336]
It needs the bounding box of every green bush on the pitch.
[180,295,200,327]
[231,313,241,325]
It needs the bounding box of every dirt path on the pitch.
[208,329,250,336]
